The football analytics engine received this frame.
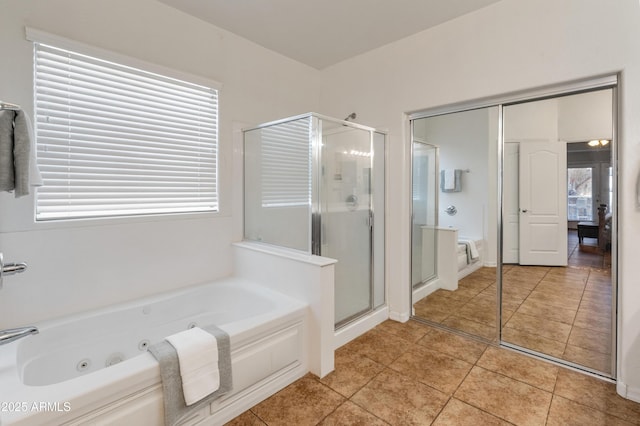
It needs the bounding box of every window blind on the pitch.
[34,43,218,220]
[260,118,311,207]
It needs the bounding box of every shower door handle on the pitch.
[311,213,321,255]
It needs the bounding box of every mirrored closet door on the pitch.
[411,106,500,341]
[501,88,616,376]
[410,78,617,378]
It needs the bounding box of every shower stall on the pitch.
[243,113,385,328]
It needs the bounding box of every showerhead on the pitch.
[344,112,357,122]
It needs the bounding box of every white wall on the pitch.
[318,0,640,397]
[504,90,613,143]
[504,98,559,142]
[559,89,613,142]
[0,0,321,326]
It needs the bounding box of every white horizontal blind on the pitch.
[260,118,311,207]
[34,43,218,220]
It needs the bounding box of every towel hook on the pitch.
[0,101,21,111]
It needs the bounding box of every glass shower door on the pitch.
[320,124,373,327]
[412,141,438,288]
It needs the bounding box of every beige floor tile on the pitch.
[432,398,511,426]
[577,298,612,317]
[554,369,640,425]
[416,327,487,364]
[389,344,473,394]
[375,319,431,343]
[501,327,566,358]
[444,286,484,302]
[441,315,497,341]
[502,275,540,291]
[500,291,531,310]
[341,328,410,365]
[567,325,611,354]
[351,369,449,426]
[533,282,584,300]
[415,292,467,313]
[502,264,515,271]
[251,374,345,426]
[225,410,267,426]
[540,274,586,287]
[455,366,552,426]
[582,289,612,303]
[413,303,451,323]
[455,300,499,327]
[546,395,635,426]
[473,288,499,304]
[320,347,385,397]
[501,284,534,301]
[515,298,577,325]
[318,401,388,426]
[585,281,612,294]
[587,277,612,288]
[469,266,499,281]
[500,308,516,326]
[563,345,612,373]
[573,310,612,334]
[458,278,494,293]
[525,290,581,310]
[476,346,558,392]
[545,267,589,281]
[506,265,551,278]
[504,312,572,343]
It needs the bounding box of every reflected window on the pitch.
[567,167,593,221]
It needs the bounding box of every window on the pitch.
[567,167,593,221]
[259,117,311,207]
[33,42,218,221]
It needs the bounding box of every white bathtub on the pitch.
[0,278,308,425]
[457,238,484,279]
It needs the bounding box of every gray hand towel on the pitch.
[13,110,33,197]
[0,110,16,193]
[0,109,41,197]
[148,324,233,426]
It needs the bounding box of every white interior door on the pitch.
[519,141,568,266]
[503,142,520,263]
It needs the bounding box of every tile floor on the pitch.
[225,319,640,425]
[413,230,613,374]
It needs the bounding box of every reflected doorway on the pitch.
[409,78,617,378]
[501,89,615,375]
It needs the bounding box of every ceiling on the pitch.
[158,0,503,70]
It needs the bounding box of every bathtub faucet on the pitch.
[0,326,39,345]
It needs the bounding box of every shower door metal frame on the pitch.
[409,135,440,290]
[408,73,619,380]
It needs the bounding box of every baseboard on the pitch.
[618,380,640,403]
[389,310,411,323]
[334,306,388,349]
[412,278,441,303]
[458,261,483,280]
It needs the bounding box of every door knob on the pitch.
[521,209,528,213]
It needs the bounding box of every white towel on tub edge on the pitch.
[166,327,220,406]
